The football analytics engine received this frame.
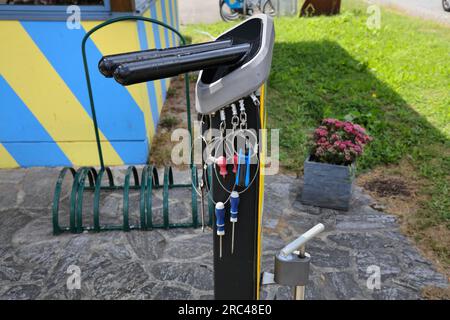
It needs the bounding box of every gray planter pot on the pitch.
[301,156,355,211]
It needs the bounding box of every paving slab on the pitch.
[0,168,447,299]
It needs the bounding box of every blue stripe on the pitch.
[150,4,161,49]
[174,0,180,32]
[168,0,177,46]
[20,21,147,164]
[0,75,71,167]
[150,4,167,100]
[137,20,160,126]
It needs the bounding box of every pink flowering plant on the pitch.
[310,119,372,165]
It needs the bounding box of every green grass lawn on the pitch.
[183,1,450,266]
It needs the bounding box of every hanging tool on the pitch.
[199,114,208,232]
[236,148,246,187]
[215,202,225,259]
[231,103,239,175]
[212,109,228,179]
[235,149,241,185]
[234,102,248,187]
[217,156,228,178]
[200,179,205,232]
[208,155,228,179]
[230,191,240,254]
[245,152,251,187]
[219,108,227,157]
[233,153,238,174]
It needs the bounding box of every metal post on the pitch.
[294,286,305,300]
[293,245,306,300]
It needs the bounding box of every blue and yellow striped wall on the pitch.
[0,0,180,168]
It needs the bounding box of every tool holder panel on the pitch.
[206,95,263,299]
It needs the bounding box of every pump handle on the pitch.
[280,223,325,257]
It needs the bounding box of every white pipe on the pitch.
[280,223,325,257]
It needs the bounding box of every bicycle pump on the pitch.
[100,14,275,300]
[262,223,325,300]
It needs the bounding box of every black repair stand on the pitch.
[207,95,263,300]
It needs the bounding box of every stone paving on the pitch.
[0,167,447,300]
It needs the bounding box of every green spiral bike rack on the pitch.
[52,16,207,235]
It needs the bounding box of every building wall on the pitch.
[178,0,221,25]
[0,0,180,168]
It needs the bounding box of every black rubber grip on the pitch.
[98,40,233,77]
[113,43,251,86]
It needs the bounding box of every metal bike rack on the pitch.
[52,16,200,235]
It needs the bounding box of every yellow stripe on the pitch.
[82,20,155,140]
[156,0,167,49]
[164,0,174,47]
[0,144,19,168]
[256,84,266,299]
[142,10,164,115]
[158,79,166,111]
[164,0,173,90]
[172,0,181,44]
[172,0,180,45]
[0,21,123,166]
[143,10,156,49]
[156,0,172,92]
[142,10,161,130]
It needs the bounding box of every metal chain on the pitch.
[219,109,226,134]
[231,103,239,131]
[239,100,247,130]
[250,92,260,107]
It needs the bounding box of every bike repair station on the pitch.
[51,13,324,300]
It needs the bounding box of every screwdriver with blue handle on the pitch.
[230,191,240,254]
[245,152,251,187]
[215,202,225,259]
[236,148,246,187]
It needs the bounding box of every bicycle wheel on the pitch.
[262,0,276,17]
[443,0,450,12]
[220,0,241,22]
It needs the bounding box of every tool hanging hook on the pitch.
[219,108,227,134]
[239,101,247,130]
[231,103,239,131]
